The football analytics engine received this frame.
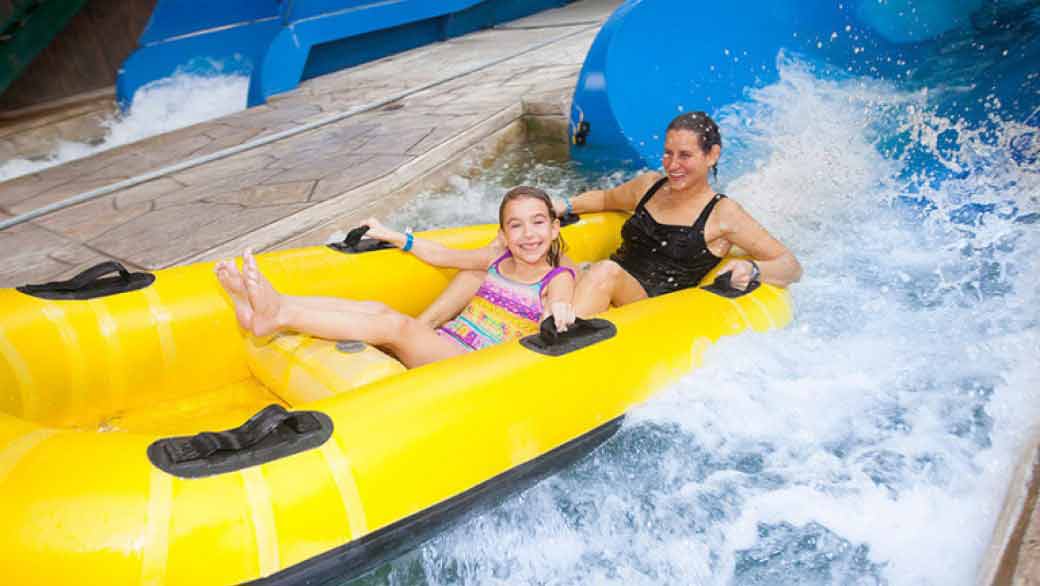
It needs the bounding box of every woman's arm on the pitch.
[361,218,503,270]
[541,270,577,331]
[715,201,803,290]
[552,173,661,216]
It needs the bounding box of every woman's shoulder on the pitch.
[633,171,665,190]
[714,194,746,214]
[611,172,664,208]
[712,195,762,234]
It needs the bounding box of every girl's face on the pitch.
[500,197,559,265]
[662,129,720,191]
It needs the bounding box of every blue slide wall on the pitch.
[117,0,569,109]
[569,0,1039,172]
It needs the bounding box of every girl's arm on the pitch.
[715,201,803,290]
[552,172,660,216]
[541,270,577,332]
[416,269,485,328]
[361,218,503,270]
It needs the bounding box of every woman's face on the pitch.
[500,197,559,265]
[662,129,720,191]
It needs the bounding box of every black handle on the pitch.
[520,316,617,356]
[559,212,581,227]
[573,121,591,146]
[700,271,761,298]
[147,404,333,478]
[328,225,397,254]
[17,261,155,300]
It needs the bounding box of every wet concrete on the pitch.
[979,430,1040,586]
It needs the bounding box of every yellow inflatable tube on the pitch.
[0,213,791,584]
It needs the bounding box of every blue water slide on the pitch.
[117,0,569,109]
[569,0,1040,173]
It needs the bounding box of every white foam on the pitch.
[376,56,1040,585]
[0,73,248,181]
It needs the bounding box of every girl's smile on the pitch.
[500,197,560,273]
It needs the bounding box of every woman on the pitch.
[398,111,800,325]
[555,111,801,315]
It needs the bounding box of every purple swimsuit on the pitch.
[438,252,574,351]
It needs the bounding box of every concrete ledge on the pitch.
[979,427,1040,586]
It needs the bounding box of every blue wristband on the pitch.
[402,232,414,252]
[564,197,574,215]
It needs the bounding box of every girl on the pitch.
[215,186,576,368]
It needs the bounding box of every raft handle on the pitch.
[521,316,616,356]
[559,212,580,227]
[701,271,761,298]
[17,260,155,300]
[147,404,334,478]
[328,225,396,254]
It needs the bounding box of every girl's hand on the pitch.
[546,301,576,332]
[551,197,569,217]
[359,218,399,242]
[717,259,759,291]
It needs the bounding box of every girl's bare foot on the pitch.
[242,250,284,337]
[215,259,253,331]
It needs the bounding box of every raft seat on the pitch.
[96,378,286,435]
[244,333,406,407]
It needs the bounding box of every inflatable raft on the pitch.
[0,212,791,584]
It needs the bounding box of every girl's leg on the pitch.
[572,260,649,317]
[417,269,485,328]
[241,251,466,368]
[282,296,388,315]
[215,260,253,330]
[217,258,387,325]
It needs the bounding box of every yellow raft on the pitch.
[0,212,791,585]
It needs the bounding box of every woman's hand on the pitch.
[359,218,401,243]
[718,259,760,291]
[546,301,576,332]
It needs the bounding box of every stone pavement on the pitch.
[0,0,622,288]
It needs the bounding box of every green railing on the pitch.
[0,0,89,96]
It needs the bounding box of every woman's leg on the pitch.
[572,260,649,317]
[417,269,485,328]
[240,251,466,368]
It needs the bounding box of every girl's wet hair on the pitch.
[498,185,567,267]
[666,111,722,181]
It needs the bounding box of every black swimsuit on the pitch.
[610,177,726,297]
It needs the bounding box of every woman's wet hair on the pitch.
[666,111,722,181]
[498,185,567,267]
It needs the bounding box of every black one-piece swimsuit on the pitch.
[610,177,726,297]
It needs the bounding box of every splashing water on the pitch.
[0,73,248,181]
[361,55,1039,585]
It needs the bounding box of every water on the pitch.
[348,53,1039,586]
[0,73,248,181]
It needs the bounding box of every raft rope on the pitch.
[0,21,602,232]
